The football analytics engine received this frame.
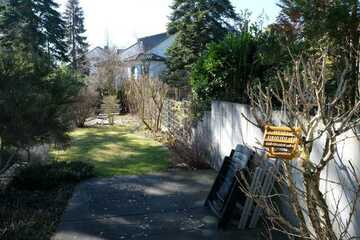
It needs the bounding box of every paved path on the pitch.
[53,170,264,240]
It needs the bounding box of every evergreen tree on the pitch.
[273,0,360,102]
[39,0,68,61]
[64,0,89,73]
[0,0,84,173]
[166,0,238,86]
[0,0,67,61]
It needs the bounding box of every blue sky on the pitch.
[57,0,280,49]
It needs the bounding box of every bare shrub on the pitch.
[100,95,119,125]
[246,53,360,239]
[163,99,210,169]
[94,47,123,96]
[71,84,98,128]
[125,74,168,132]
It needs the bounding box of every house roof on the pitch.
[120,32,171,62]
[139,32,168,52]
[117,49,125,55]
[86,47,108,58]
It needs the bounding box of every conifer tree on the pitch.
[0,0,67,61]
[39,0,68,61]
[64,0,89,73]
[166,0,238,86]
[0,0,82,172]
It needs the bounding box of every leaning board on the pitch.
[205,145,254,228]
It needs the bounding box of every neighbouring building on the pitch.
[119,32,176,80]
[85,46,126,91]
[86,46,111,76]
[85,32,175,91]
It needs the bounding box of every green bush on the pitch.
[190,33,259,116]
[190,31,291,118]
[11,161,95,191]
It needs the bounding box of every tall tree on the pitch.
[63,0,89,73]
[39,0,68,61]
[273,0,360,103]
[0,0,83,173]
[166,0,238,87]
[0,0,67,61]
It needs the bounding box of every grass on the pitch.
[50,125,171,177]
[0,119,171,240]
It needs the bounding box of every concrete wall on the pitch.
[209,101,264,169]
[196,100,360,237]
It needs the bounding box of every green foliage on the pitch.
[275,0,359,49]
[274,0,360,102]
[0,0,67,61]
[11,161,95,190]
[191,33,256,107]
[190,28,294,117]
[0,0,87,175]
[64,0,89,72]
[0,49,83,150]
[0,185,74,240]
[166,0,239,86]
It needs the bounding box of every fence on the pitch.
[161,99,212,167]
[162,99,192,144]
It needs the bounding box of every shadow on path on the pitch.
[52,170,266,240]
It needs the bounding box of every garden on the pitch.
[1,0,360,239]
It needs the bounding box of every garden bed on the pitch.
[0,184,75,240]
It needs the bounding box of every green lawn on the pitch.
[50,125,170,177]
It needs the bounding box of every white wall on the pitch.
[210,101,264,169]
[201,101,360,237]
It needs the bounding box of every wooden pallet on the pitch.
[205,145,254,229]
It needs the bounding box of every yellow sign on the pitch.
[263,125,302,160]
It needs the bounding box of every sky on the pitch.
[56,0,280,49]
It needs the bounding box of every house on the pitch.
[85,32,175,91]
[85,46,111,76]
[119,32,176,80]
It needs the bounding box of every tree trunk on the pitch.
[348,0,359,104]
[304,173,337,240]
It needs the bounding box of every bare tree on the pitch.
[246,53,360,239]
[124,66,168,132]
[94,47,123,96]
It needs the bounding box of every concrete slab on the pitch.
[52,170,273,240]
